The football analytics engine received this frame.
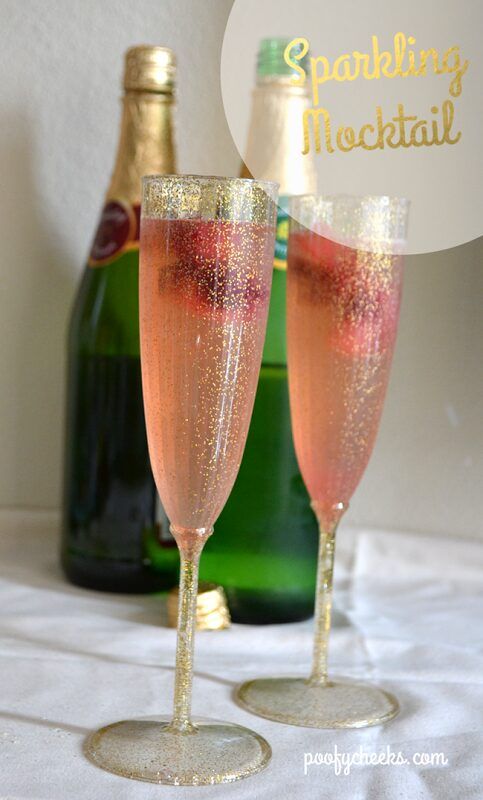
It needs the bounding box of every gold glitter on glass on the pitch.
[85,175,278,784]
[237,194,408,729]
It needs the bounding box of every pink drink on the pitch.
[287,230,403,520]
[140,218,273,531]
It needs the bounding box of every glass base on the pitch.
[84,716,271,785]
[237,678,399,729]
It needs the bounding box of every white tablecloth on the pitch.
[0,511,482,799]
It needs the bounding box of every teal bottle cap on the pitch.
[257,37,309,79]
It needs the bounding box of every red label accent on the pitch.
[88,201,140,267]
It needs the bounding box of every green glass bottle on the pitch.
[61,46,179,592]
[199,39,319,623]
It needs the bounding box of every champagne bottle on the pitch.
[199,39,319,623]
[61,46,179,592]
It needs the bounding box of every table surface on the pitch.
[0,511,481,799]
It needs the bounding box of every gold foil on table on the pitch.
[167,582,231,630]
[107,46,176,207]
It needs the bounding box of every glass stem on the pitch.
[309,526,336,685]
[308,502,346,686]
[168,525,212,734]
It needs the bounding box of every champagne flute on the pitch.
[238,194,409,728]
[85,175,278,783]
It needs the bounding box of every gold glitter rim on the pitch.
[142,174,279,223]
[142,174,278,191]
[289,193,410,254]
[291,192,410,206]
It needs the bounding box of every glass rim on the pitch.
[142,173,279,191]
[290,192,410,208]
[289,192,409,253]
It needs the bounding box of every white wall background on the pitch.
[0,0,481,538]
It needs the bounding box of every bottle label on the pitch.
[273,195,289,271]
[88,200,140,267]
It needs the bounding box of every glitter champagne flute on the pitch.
[238,194,409,728]
[85,175,278,783]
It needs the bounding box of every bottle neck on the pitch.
[107,90,176,205]
[241,81,317,196]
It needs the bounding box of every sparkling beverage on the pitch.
[140,218,274,530]
[287,230,403,516]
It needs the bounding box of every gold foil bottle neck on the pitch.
[124,45,176,93]
[106,47,177,205]
[167,582,231,631]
